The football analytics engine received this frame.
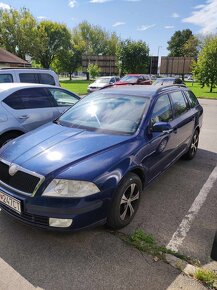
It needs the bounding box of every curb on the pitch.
[165,254,199,276]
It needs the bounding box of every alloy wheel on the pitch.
[120,183,140,221]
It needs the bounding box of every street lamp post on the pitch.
[157,46,162,76]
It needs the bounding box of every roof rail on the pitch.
[156,84,187,94]
[0,67,51,70]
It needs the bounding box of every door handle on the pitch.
[18,115,29,120]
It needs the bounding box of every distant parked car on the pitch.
[0,68,60,86]
[0,83,80,147]
[87,76,120,93]
[0,85,203,231]
[115,74,152,86]
[153,77,184,86]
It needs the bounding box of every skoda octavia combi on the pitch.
[0,85,203,231]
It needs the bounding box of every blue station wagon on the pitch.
[0,85,203,231]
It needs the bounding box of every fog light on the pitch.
[49,218,73,228]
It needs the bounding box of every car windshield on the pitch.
[58,92,149,134]
[95,78,111,84]
[120,76,139,82]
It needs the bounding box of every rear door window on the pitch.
[170,91,188,117]
[184,91,199,108]
[4,88,54,109]
[0,74,13,83]
[19,73,39,83]
[38,73,55,85]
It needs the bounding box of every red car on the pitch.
[115,74,152,86]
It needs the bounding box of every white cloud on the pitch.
[183,0,217,34]
[37,16,47,20]
[172,12,180,18]
[0,2,10,9]
[112,21,126,27]
[137,24,156,31]
[90,0,111,3]
[68,0,77,8]
[164,25,174,29]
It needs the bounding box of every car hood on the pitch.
[0,123,132,176]
[89,82,107,88]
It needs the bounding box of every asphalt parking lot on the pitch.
[0,98,216,290]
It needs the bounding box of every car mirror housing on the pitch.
[152,122,172,133]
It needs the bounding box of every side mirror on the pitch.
[152,122,172,133]
[109,81,114,85]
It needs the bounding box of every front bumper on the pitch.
[0,184,112,231]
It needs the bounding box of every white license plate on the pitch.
[0,191,21,214]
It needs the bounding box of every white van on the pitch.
[0,68,60,86]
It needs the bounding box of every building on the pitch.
[0,48,31,68]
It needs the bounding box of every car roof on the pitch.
[0,83,59,92]
[100,84,188,98]
[97,76,118,79]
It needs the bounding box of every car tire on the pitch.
[182,129,199,160]
[107,173,142,230]
[0,132,22,148]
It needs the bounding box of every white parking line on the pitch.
[167,166,217,252]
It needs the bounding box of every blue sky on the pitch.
[0,0,217,56]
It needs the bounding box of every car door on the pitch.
[142,94,179,182]
[169,90,195,155]
[2,87,60,131]
[47,88,80,115]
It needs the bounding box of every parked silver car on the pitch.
[0,83,80,146]
[87,76,120,93]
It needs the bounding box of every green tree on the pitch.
[72,21,119,56]
[0,8,38,60]
[87,63,101,79]
[52,46,81,80]
[34,20,72,68]
[116,39,149,74]
[167,29,199,57]
[193,36,217,92]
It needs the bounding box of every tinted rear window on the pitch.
[0,74,13,83]
[19,73,39,83]
[39,73,55,85]
[185,91,199,108]
[4,88,54,109]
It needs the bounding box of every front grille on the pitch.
[0,161,41,194]
[0,203,49,227]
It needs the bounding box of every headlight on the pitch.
[42,179,100,198]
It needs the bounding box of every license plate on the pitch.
[0,191,21,214]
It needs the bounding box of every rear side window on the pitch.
[151,94,173,125]
[19,73,39,83]
[4,88,54,109]
[185,91,199,108]
[170,91,188,117]
[38,73,55,85]
[0,74,13,83]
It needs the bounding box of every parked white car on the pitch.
[0,68,60,86]
[87,76,120,93]
[0,83,80,147]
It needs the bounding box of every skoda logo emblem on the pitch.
[9,164,18,176]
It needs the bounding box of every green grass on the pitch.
[60,79,92,95]
[60,79,217,99]
[195,269,217,289]
[185,82,217,99]
[117,229,199,265]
